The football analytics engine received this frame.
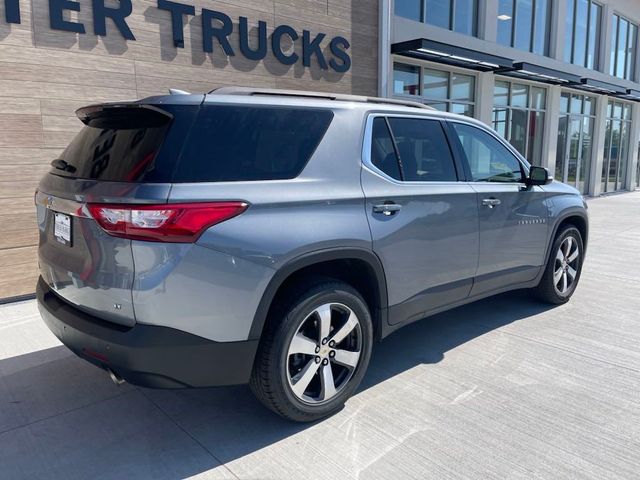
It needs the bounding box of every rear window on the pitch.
[52,107,173,182]
[173,105,334,182]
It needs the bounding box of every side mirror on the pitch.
[527,166,552,186]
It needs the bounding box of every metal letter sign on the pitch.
[1,0,351,73]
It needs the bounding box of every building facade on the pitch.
[381,0,640,197]
[0,0,378,299]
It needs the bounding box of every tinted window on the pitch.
[174,106,333,182]
[452,123,524,182]
[387,118,457,182]
[370,118,402,180]
[53,107,172,182]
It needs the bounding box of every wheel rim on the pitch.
[553,236,580,295]
[286,302,362,405]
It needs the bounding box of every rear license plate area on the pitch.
[53,212,72,246]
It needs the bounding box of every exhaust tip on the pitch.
[108,368,126,386]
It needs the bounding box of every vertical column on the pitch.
[600,4,613,75]
[476,71,495,126]
[543,85,562,172]
[625,103,640,190]
[480,0,497,43]
[379,0,392,97]
[589,95,609,196]
[551,0,567,61]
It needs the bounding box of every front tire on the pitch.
[534,225,584,304]
[250,279,373,422]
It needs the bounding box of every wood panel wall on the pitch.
[0,0,379,299]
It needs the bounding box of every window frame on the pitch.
[610,13,638,81]
[391,59,478,117]
[565,0,603,69]
[444,118,531,184]
[362,113,465,184]
[497,0,551,56]
[395,0,479,36]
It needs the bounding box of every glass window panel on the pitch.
[560,92,570,113]
[616,18,629,78]
[533,0,549,55]
[613,102,623,119]
[574,0,588,66]
[387,118,458,182]
[531,87,546,109]
[602,119,612,192]
[610,16,619,76]
[493,108,509,138]
[497,0,514,46]
[451,74,475,101]
[578,117,594,193]
[556,115,568,181]
[623,103,632,120]
[370,118,402,180]
[527,111,545,165]
[618,121,630,188]
[394,0,422,21]
[583,96,595,116]
[514,0,533,51]
[511,83,529,108]
[425,0,451,29]
[508,109,528,157]
[494,81,510,106]
[626,23,637,80]
[423,69,448,99]
[607,100,613,117]
[451,103,474,117]
[567,117,581,186]
[570,94,583,114]
[564,0,575,63]
[454,0,476,36]
[608,120,621,191]
[586,3,601,69]
[393,63,420,96]
[452,122,524,182]
[426,102,448,111]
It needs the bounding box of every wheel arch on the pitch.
[248,248,388,342]
[545,209,589,266]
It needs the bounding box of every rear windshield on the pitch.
[52,107,173,182]
[173,105,334,182]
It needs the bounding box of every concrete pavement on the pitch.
[1,191,639,479]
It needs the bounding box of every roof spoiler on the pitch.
[75,103,173,125]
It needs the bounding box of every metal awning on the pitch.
[496,62,581,85]
[391,39,513,71]
[569,78,628,95]
[611,88,640,102]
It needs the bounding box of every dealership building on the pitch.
[0,0,639,300]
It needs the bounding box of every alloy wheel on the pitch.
[553,236,580,295]
[286,303,362,405]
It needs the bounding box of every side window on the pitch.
[387,118,457,182]
[451,122,524,182]
[370,117,402,180]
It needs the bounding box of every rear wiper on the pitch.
[51,159,76,173]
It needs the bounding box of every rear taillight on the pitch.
[87,202,248,243]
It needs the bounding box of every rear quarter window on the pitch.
[173,105,334,182]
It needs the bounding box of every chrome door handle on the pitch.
[482,198,501,208]
[373,203,402,216]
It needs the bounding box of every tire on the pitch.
[534,224,584,304]
[250,278,373,422]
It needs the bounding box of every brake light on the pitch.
[87,202,248,243]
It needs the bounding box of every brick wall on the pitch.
[0,0,379,298]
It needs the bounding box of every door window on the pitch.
[370,117,402,180]
[452,122,524,182]
[386,118,457,181]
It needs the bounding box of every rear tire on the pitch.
[250,278,373,422]
[534,225,584,304]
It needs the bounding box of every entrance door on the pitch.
[556,115,593,194]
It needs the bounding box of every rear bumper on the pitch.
[36,278,258,388]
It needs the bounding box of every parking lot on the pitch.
[1,191,639,479]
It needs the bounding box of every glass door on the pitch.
[555,114,593,194]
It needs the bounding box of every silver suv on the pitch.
[36,87,588,421]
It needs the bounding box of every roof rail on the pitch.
[208,86,434,110]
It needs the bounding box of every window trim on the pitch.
[610,13,638,81]
[361,113,464,185]
[566,0,603,69]
[499,0,551,56]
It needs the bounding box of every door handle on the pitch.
[373,203,402,216]
[482,198,501,208]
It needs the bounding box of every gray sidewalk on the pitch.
[1,192,639,480]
